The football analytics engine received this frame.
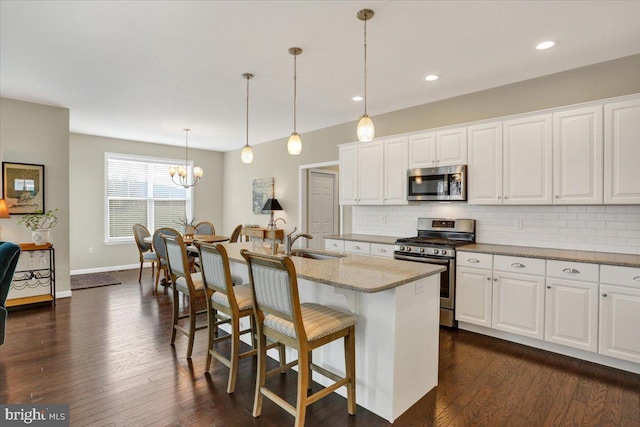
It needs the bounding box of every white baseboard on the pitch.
[56,290,72,299]
[70,264,140,275]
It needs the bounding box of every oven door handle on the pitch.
[394,254,451,264]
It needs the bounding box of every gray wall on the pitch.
[221,54,640,236]
[0,97,71,293]
[69,133,224,272]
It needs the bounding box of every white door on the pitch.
[339,144,358,205]
[436,127,467,166]
[308,170,337,251]
[604,98,640,204]
[553,106,603,204]
[467,122,503,204]
[492,271,545,339]
[456,267,492,327]
[503,114,553,204]
[599,284,640,364]
[383,136,408,205]
[408,132,436,169]
[544,278,598,353]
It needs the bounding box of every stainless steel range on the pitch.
[394,218,476,328]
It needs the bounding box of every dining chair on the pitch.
[163,234,208,358]
[241,250,357,427]
[152,227,180,292]
[197,242,287,393]
[133,224,157,282]
[195,221,216,235]
[229,224,244,243]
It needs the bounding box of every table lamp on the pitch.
[262,198,283,230]
[0,199,10,239]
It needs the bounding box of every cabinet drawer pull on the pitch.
[562,268,580,274]
[486,277,491,281]
[467,258,480,263]
[546,285,551,289]
[511,262,525,268]
[602,293,608,297]
[634,276,640,282]
[378,248,387,253]
[331,243,338,247]
[353,245,361,250]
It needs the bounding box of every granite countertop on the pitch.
[219,242,445,293]
[324,234,399,245]
[459,243,640,268]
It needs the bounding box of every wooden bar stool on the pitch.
[197,242,286,394]
[241,250,357,427]
[163,234,208,358]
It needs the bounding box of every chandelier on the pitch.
[169,128,203,188]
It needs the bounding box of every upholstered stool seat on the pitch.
[264,303,357,342]
[211,283,253,311]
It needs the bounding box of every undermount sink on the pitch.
[289,249,346,260]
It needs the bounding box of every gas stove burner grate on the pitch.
[395,237,471,248]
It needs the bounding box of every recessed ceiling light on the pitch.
[425,74,440,81]
[352,96,363,101]
[535,41,556,50]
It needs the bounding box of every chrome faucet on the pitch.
[284,227,313,256]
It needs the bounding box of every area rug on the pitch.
[71,272,122,290]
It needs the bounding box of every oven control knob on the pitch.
[433,249,440,255]
[406,247,412,252]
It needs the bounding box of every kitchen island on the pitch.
[218,242,445,422]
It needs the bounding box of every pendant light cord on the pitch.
[293,53,297,133]
[363,14,368,116]
[245,76,249,148]
[184,129,189,167]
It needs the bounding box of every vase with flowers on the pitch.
[17,209,59,244]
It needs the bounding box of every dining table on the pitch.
[143,234,229,245]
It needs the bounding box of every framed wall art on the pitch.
[252,177,274,214]
[2,162,45,214]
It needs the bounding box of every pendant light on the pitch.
[356,8,375,142]
[287,47,303,155]
[241,73,254,164]
[169,128,203,188]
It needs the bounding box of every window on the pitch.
[105,153,193,243]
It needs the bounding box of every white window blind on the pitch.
[105,153,193,243]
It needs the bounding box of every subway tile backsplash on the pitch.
[351,204,640,255]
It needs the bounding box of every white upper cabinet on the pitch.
[503,114,553,205]
[339,144,359,205]
[408,128,466,169]
[383,136,408,205]
[408,132,436,169]
[436,128,468,166]
[467,122,503,204]
[604,98,640,204]
[339,141,384,205]
[553,106,604,204]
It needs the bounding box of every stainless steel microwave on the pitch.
[407,165,467,201]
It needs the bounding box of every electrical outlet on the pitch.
[415,282,424,294]
[514,219,523,229]
[88,247,94,254]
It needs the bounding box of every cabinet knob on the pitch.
[602,293,608,297]
[498,196,502,199]
[486,277,491,281]
[504,196,508,199]
[493,278,498,281]
[555,195,559,199]
[546,285,552,289]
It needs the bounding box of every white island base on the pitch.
[230,263,441,423]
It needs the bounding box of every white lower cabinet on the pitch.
[324,238,394,259]
[456,266,492,327]
[324,239,345,252]
[544,277,598,353]
[492,271,545,340]
[598,265,640,364]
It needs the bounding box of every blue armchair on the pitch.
[0,241,21,345]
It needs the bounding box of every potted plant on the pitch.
[175,217,196,238]
[17,209,59,244]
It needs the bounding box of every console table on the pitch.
[6,243,55,308]
[240,227,284,241]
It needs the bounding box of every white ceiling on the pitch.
[1,1,639,152]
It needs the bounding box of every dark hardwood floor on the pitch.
[1,268,638,426]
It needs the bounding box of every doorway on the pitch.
[299,161,341,251]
